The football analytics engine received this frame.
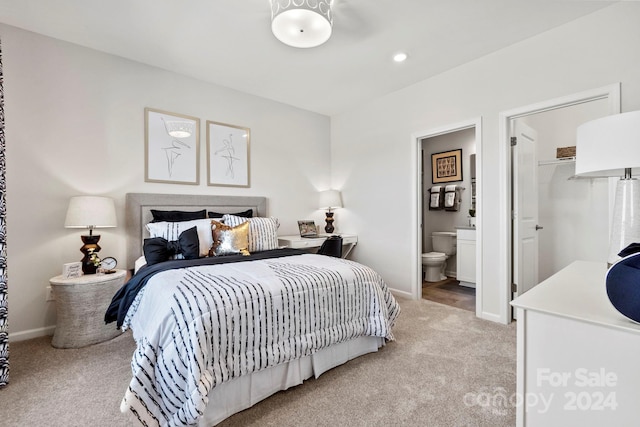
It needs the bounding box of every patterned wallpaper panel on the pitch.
[0,39,8,388]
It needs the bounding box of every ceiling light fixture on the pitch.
[270,0,333,48]
[162,119,193,138]
[393,52,408,62]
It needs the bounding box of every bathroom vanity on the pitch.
[456,227,476,288]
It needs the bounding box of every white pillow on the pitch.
[146,219,214,258]
[222,214,279,252]
[134,255,147,274]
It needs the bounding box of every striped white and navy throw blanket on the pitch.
[120,253,400,426]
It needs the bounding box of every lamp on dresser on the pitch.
[318,189,342,234]
[576,110,640,266]
[64,196,117,274]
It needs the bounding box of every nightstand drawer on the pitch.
[279,237,325,248]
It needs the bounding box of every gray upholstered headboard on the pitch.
[125,193,267,269]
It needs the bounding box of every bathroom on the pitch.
[420,127,476,311]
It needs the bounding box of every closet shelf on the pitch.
[537,156,608,179]
[538,157,575,166]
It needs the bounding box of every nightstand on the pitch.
[278,234,358,258]
[49,269,126,348]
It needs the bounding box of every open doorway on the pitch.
[499,84,621,322]
[413,118,483,318]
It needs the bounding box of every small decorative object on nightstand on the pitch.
[61,262,82,279]
[318,189,343,233]
[49,269,126,348]
[64,196,117,274]
[100,256,118,274]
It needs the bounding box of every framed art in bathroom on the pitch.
[431,149,463,184]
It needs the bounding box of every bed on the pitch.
[106,193,400,427]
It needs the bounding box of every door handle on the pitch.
[535,225,544,231]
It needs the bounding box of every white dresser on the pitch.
[511,261,640,426]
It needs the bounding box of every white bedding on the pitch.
[122,335,383,426]
[122,253,400,426]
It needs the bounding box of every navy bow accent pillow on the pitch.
[143,226,200,266]
[606,243,640,323]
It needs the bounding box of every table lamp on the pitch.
[576,110,640,266]
[318,190,342,234]
[64,196,117,274]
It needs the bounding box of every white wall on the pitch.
[2,24,332,339]
[331,3,640,319]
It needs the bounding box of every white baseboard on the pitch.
[479,311,505,324]
[9,325,55,342]
[390,288,414,300]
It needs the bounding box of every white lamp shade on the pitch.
[576,111,640,177]
[319,190,342,210]
[64,196,117,229]
[270,0,333,48]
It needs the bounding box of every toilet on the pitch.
[422,231,457,282]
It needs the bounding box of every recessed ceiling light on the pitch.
[393,52,408,63]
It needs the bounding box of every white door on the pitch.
[512,120,539,299]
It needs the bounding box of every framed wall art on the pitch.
[207,120,250,188]
[145,108,200,185]
[431,149,463,184]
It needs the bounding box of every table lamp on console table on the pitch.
[64,196,117,274]
[318,189,342,234]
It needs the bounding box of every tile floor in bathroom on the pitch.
[422,277,476,312]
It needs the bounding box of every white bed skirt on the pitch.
[198,335,385,426]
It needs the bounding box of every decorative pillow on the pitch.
[222,214,279,253]
[208,209,253,219]
[146,219,214,258]
[606,243,640,323]
[150,209,207,223]
[210,220,250,256]
[143,226,200,266]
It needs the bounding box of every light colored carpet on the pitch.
[1,297,516,427]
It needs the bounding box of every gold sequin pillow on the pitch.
[210,220,250,256]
